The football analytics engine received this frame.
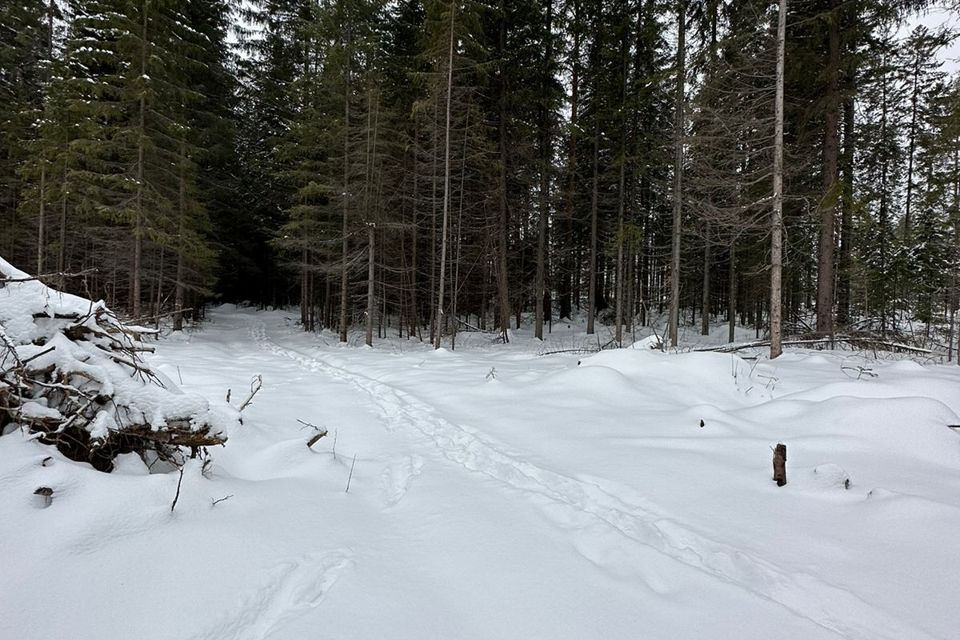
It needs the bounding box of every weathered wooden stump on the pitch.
[773,443,787,487]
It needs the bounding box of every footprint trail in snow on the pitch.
[190,550,353,640]
[253,321,939,640]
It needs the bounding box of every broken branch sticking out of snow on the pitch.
[298,419,329,449]
[0,257,230,472]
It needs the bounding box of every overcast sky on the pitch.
[905,3,960,73]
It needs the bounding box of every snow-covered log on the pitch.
[0,258,228,471]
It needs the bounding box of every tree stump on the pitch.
[773,443,787,487]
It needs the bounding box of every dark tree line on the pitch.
[2,0,958,358]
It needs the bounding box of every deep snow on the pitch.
[2,306,960,639]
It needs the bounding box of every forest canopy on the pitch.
[1,0,958,355]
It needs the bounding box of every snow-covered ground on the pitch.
[3,306,960,640]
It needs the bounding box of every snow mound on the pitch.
[0,257,231,471]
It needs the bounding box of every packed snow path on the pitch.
[252,324,930,640]
[3,306,960,639]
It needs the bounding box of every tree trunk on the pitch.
[586,117,600,335]
[701,223,710,335]
[559,0,580,321]
[57,133,67,289]
[668,0,686,347]
[728,245,736,343]
[615,151,626,346]
[410,122,420,339]
[955,142,959,365]
[154,247,164,329]
[496,1,511,343]
[770,0,786,360]
[904,48,921,235]
[434,2,455,350]
[878,61,890,338]
[339,26,352,344]
[37,163,46,275]
[836,13,856,328]
[815,0,840,337]
[366,225,375,346]
[132,1,149,319]
[534,0,553,340]
[173,140,186,332]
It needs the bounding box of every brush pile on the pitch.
[0,257,228,471]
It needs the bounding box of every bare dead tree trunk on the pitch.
[770,0,786,360]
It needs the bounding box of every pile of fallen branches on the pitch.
[695,333,941,359]
[0,258,227,472]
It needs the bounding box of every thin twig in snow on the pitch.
[345,454,358,493]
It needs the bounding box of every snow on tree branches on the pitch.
[0,257,229,472]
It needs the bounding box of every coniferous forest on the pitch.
[2,0,959,355]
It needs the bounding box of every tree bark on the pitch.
[173,140,186,332]
[668,0,686,347]
[728,245,736,343]
[586,117,600,335]
[559,0,580,322]
[496,1,511,343]
[37,163,46,275]
[904,47,921,235]
[366,225,375,346]
[770,0,786,359]
[815,0,840,337]
[132,0,149,319]
[339,22,352,343]
[534,0,553,341]
[701,223,710,335]
[434,2,455,350]
[837,90,855,327]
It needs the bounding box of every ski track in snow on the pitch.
[252,322,936,640]
[189,550,352,640]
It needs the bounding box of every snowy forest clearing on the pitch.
[3,305,960,639]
